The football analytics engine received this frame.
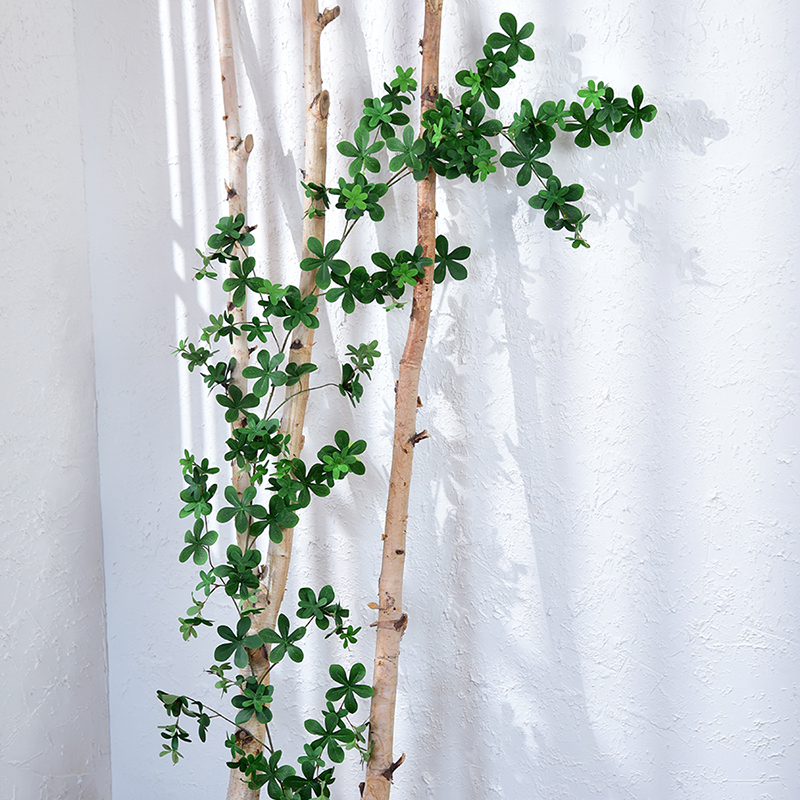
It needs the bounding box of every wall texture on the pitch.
[0,1,112,798]
[4,0,799,798]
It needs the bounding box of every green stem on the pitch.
[269,382,341,420]
[180,695,272,753]
[499,130,589,246]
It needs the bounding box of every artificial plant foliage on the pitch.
[159,10,656,798]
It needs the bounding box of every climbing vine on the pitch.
[157,11,656,798]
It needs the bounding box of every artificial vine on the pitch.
[158,12,656,798]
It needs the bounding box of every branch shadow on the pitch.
[396,9,730,799]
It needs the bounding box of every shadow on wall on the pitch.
[231,0,304,266]
[580,94,728,283]
[398,16,730,800]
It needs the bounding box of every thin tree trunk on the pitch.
[212,3,261,798]
[214,0,253,502]
[224,4,338,798]
[263,0,340,640]
[363,3,443,799]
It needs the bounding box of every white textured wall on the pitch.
[0,1,112,798]
[7,0,798,798]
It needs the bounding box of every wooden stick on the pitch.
[224,4,338,798]
[211,3,262,797]
[262,0,340,651]
[363,3,443,799]
[213,0,253,502]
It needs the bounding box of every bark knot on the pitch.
[409,430,429,446]
[311,90,331,121]
[381,752,406,782]
[421,83,439,103]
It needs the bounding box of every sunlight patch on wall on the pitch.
[174,292,192,455]
[158,0,184,229]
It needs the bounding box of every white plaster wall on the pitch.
[9,0,798,798]
[0,1,112,797]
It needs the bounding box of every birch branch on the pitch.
[224,5,338,798]
[363,3,444,799]
[262,0,340,639]
[211,2,263,798]
[214,0,253,504]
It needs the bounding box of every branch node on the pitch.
[408,430,430,446]
[381,752,406,782]
[319,6,341,27]
[235,728,254,746]
[421,83,439,104]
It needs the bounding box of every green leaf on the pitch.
[259,613,306,664]
[300,237,350,290]
[216,485,268,533]
[433,235,470,284]
[241,350,287,397]
[491,13,535,63]
[254,494,300,544]
[222,257,262,307]
[303,711,353,763]
[297,585,337,630]
[213,544,261,598]
[390,65,417,93]
[214,616,253,668]
[577,80,606,109]
[617,84,658,139]
[215,384,259,423]
[337,126,385,176]
[386,125,426,172]
[325,662,373,713]
[566,102,611,148]
[179,519,218,565]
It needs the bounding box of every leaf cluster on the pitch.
[161,586,371,797]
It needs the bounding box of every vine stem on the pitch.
[188,697,272,753]
[363,3,443,799]
[269,382,340,420]
[499,129,589,245]
[337,165,411,246]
